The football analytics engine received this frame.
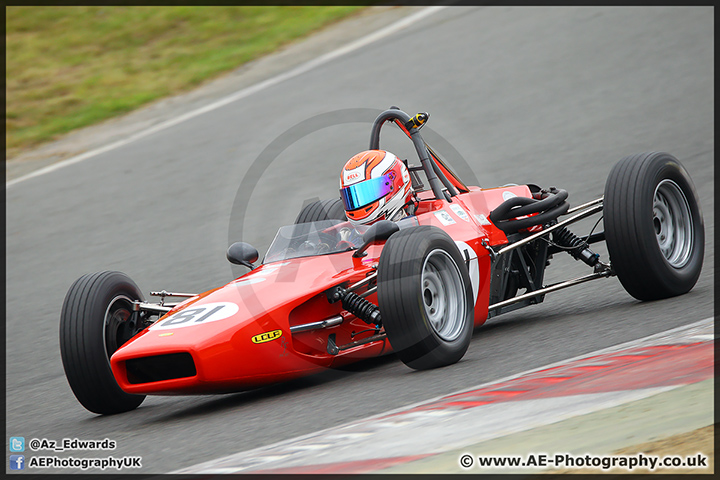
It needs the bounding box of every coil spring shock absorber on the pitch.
[553,226,600,266]
[328,286,381,326]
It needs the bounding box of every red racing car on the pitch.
[60,107,705,415]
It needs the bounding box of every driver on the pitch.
[339,150,414,225]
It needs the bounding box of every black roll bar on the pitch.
[368,107,453,201]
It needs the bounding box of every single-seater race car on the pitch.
[60,107,704,414]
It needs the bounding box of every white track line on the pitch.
[174,388,681,474]
[366,316,714,421]
[172,316,713,474]
[6,6,446,189]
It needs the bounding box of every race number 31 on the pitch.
[149,302,239,330]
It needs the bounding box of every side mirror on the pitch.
[227,242,259,270]
[353,220,400,258]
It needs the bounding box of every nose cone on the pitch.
[110,259,347,394]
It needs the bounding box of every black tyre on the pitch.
[604,152,704,301]
[60,271,146,414]
[295,198,346,224]
[377,226,474,370]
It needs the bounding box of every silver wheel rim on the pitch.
[421,249,466,341]
[653,179,693,268]
[103,295,135,365]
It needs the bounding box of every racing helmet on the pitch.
[340,150,412,225]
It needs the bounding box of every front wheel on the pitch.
[604,152,704,301]
[59,271,146,414]
[377,226,474,370]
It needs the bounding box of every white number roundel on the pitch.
[149,302,239,330]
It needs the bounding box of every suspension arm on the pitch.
[496,200,603,256]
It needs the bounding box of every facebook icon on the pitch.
[10,455,25,470]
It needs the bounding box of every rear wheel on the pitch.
[60,271,146,414]
[377,226,474,370]
[295,198,346,224]
[604,152,704,300]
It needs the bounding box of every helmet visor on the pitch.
[340,174,394,210]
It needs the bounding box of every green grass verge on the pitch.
[6,6,365,158]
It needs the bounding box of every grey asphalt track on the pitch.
[6,6,713,474]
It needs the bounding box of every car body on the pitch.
[60,107,705,414]
[109,185,527,395]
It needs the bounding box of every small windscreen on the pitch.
[264,220,369,263]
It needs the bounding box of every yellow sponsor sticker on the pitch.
[159,332,174,337]
[251,329,283,344]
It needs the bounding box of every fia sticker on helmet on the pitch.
[434,210,456,226]
[150,302,239,330]
[450,204,470,222]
